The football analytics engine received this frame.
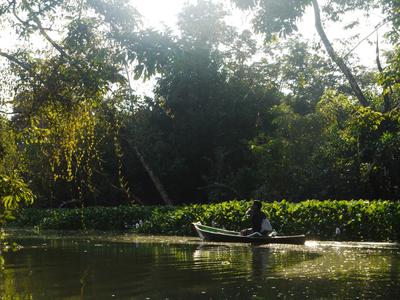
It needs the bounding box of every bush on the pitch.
[8,199,400,241]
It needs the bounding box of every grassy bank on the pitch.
[8,200,400,241]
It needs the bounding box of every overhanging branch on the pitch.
[0,50,31,71]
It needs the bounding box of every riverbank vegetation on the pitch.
[1,0,400,227]
[9,200,400,241]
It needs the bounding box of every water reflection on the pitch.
[250,247,270,280]
[0,231,399,299]
[192,244,322,282]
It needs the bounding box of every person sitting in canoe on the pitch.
[241,200,272,236]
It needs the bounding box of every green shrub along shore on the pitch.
[8,200,400,242]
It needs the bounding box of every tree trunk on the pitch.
[311,0,369,107]
[376,35,392,112]
[133,145,173,205]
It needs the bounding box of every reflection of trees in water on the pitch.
[1,238,222,298]
[1,239,35,299]
[191,245,400,299]
[192,244,252,271]
[1,236,399,299]
[0,239,161,298]
[1,255,33,299]
[192,244,321,281]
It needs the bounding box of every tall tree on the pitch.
[128,0,280,202]
[231,0,397,109]
[0,0,174,206]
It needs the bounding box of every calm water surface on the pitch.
[0,230,399,299]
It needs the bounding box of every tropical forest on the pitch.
[1,0,400,298]
[1,0,399,223]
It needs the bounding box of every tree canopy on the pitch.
[0,0,399,209]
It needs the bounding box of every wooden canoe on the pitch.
[193,222,306,245]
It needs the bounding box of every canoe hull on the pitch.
[193,222,306,245]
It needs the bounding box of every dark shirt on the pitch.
[251,211,266,233]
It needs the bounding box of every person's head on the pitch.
[252,200,262,211]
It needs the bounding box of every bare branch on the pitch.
[344,19,391,59]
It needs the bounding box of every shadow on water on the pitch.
[0,230,399,299]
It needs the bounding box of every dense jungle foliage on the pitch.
[0,0,399,218]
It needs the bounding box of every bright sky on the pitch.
[0,0,391,62]
[132,0,251,30]
[131,0,391,64]
[128,0,391,96]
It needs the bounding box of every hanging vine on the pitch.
[25,102,98,183]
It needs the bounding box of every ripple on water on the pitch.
[1,230,399,299]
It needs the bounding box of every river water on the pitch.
[0,230,399,299]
